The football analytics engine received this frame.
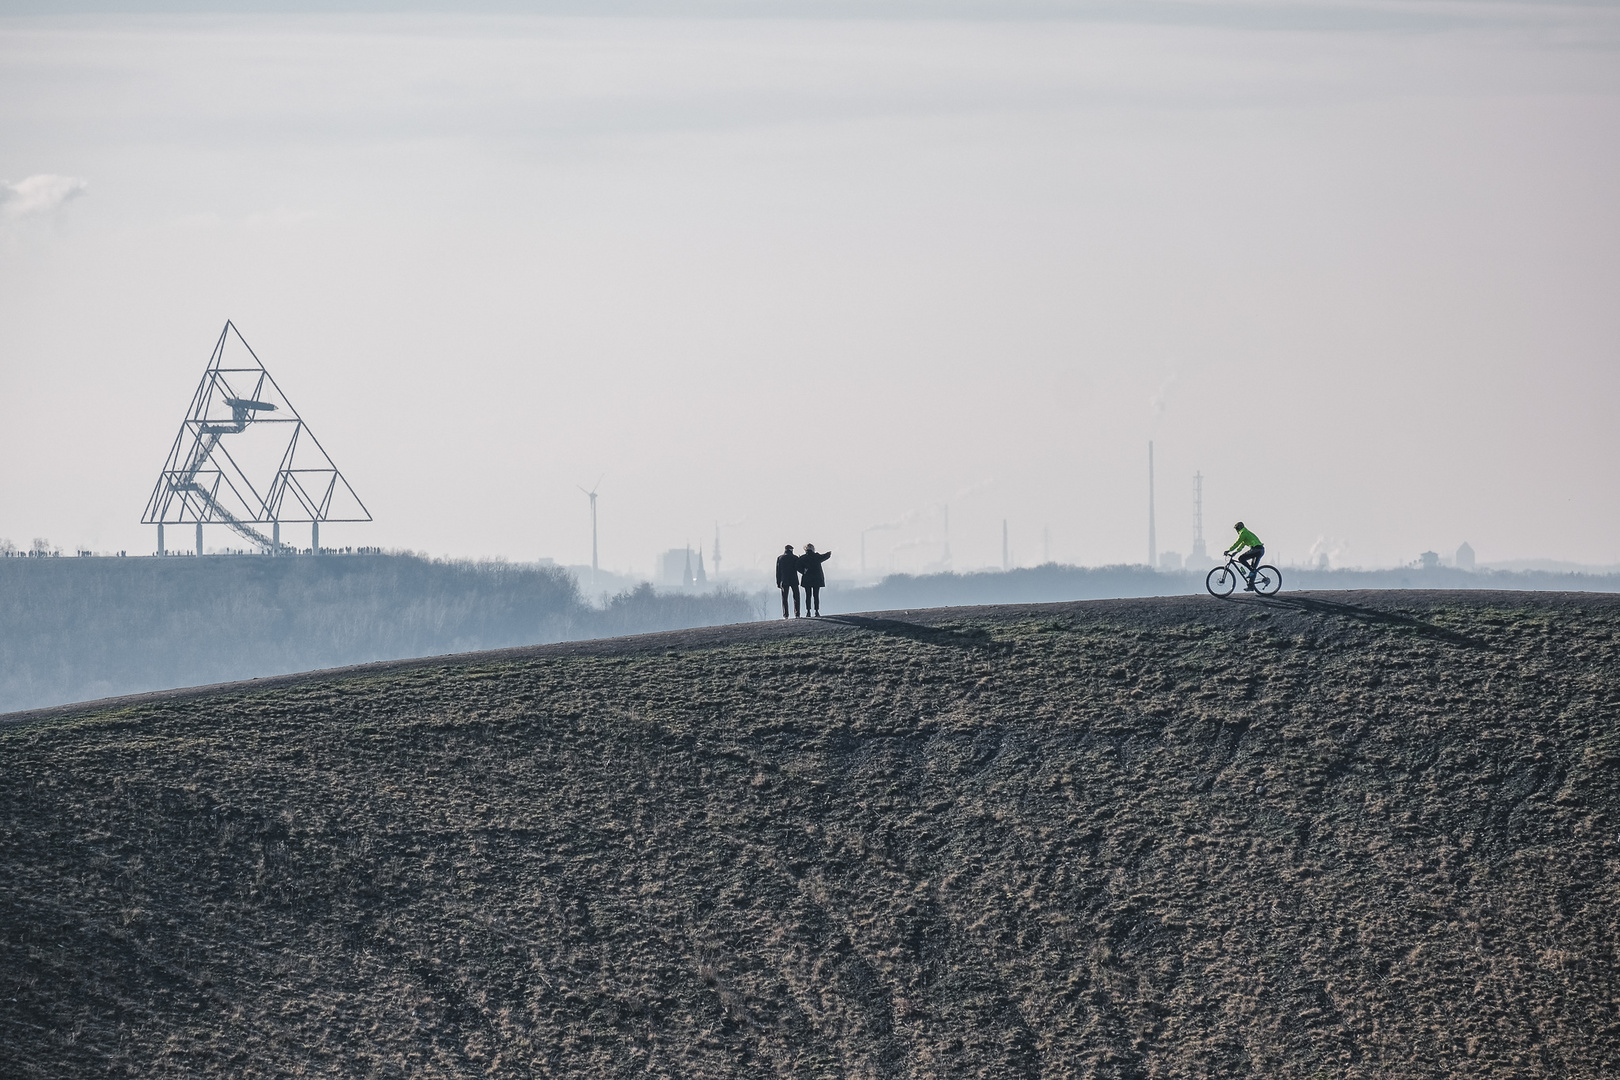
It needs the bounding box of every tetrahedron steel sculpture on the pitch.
[143,321,370,554]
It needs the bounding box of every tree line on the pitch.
[0,555,753,714]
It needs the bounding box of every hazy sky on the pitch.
[2,2,1618,576]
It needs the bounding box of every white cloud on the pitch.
[1,174,89,219]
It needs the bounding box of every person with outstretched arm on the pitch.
[1225,522,1265,589]
[799,543,832,617]
[776,544,802,618]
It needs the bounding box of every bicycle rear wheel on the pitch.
[1206,565,1237,597]
[1253,564,1283,595]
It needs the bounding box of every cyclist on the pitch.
[1225,522,1265,589]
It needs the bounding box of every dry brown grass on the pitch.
[1,590,1617,1078]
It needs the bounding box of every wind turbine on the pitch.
[577,475,602,589]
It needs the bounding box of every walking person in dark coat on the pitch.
[775,544,802,618]
[799,543,831,617]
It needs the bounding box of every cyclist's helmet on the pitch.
[1233,521,1244,530]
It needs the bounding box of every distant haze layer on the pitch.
[1,5,1617,574]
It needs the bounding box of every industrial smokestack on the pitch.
[1002,519,1009,571]
[1191,471,1207,562]
[1148,441,1157,568]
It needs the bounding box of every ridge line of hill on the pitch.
[6,588,1604,728]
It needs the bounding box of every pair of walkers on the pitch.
[776,544,832,618]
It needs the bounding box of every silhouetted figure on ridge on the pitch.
[776,544,802,618]
[799,543,831,617]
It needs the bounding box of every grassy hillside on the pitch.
[2,591,1617,1077]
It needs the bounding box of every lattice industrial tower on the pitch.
[142,321,370,555]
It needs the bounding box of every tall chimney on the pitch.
[1148,441,1157,568]
[1191,471,1206,561]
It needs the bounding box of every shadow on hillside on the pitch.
[818,615,1001,651]
[1229,594,1488,648]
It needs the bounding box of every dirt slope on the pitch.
[2,591,1618,1078]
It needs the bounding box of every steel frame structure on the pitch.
[143,321,370,554]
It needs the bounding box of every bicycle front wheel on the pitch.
[1206,565,1237,597]
[1253,565,1283,596]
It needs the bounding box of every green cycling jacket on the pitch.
[1226,527,1262,555]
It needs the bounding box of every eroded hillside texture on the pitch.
[2,591,1617,1078]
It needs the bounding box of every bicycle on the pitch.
[1206,555,1282,597]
